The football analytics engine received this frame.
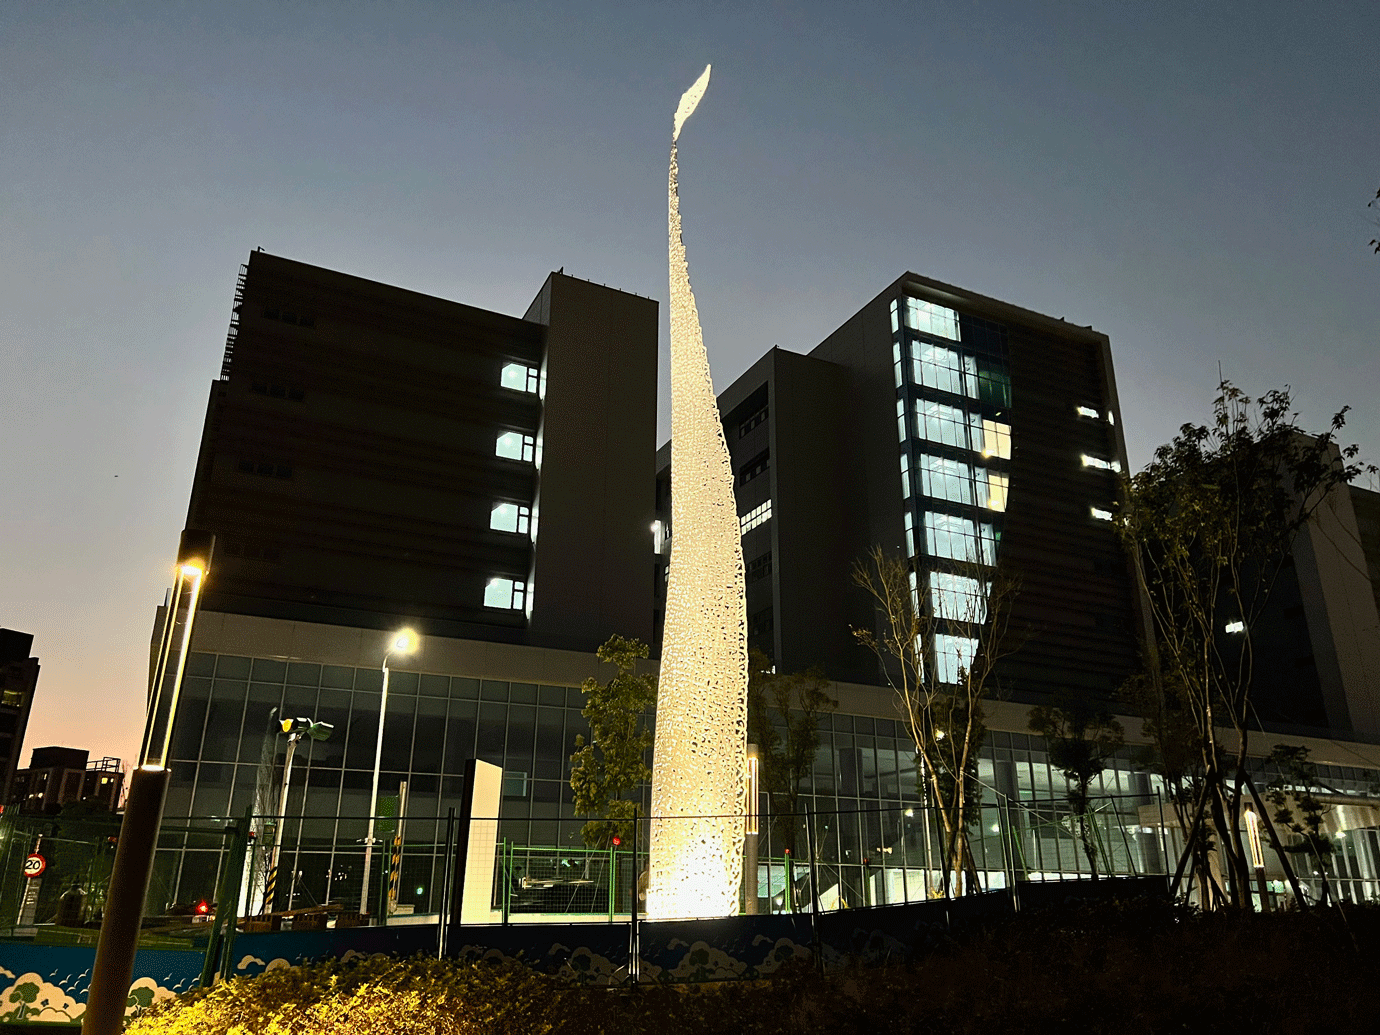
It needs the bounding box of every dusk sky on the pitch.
[2,1,1377,765]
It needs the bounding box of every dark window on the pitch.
[737,450,770,487]
[262,305,316,328]
[739,406,768,438]
[749,607,775,637]
[237,459,293,480]
[746,552,773,583]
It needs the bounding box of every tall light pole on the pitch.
[84,530,213,1035]
[360,629,417,920]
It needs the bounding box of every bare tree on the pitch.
[852,547,1019,896]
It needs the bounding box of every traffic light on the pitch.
[611,835,622,847]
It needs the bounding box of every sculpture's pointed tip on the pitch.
[673,64,712,142]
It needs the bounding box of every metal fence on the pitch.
[8,786,1375,938]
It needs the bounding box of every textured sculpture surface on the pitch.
[646,64,749,920]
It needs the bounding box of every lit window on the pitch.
[913,343,976,398]
[979,419,1012,459]
[490,503,531,535]
[1081,454,1121,472]
[740,500,772,535]
[1225,620,1245,634]
[1091,507,1113,521]
[905,297,961,341]
[897,398,907,441]
[484,577,527,610]
[496,432,536,463]
[889,298,900,334]
[900,452,911,498]
[892,342,904,388]
[904,511,916,556]
[980,470,1008,512]
[924,513,996,565]
[930,571,988,622]
[917,400,970,450]
[501,362,540,394]
[918,454,973,505]
[934,634,978,684]
[1076,406,1101,419]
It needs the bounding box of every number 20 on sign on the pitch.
[23,854,46,879]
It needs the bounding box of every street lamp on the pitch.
[262,717,333,915]
[1245,807,1269,911]
[360,629,418,920]
[86,530,213,1035]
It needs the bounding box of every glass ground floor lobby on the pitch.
[147,624,1380,921]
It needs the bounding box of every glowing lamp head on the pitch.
[196,899,209,915]
[179,562,204,578]
[390,629,419,655]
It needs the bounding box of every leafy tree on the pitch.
[1028,690,1124,880]
[569,635,657,849]
[852,547,1020,896]
[745,648,835,903]
[1116,380,1371,909]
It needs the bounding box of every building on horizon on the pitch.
[9,747,123,815]
[0,630,39,805]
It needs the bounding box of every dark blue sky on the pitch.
[2,1,1377,760]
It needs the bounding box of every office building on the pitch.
[157,251,658,909]
[186,250,657,650]
[0,630,39,805]
[656,272,1142,704]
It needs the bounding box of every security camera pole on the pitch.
[261,717,334,914]
[83,530,214,1035]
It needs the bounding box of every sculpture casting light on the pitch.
[646,64,749,920]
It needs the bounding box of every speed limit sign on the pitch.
[23,854,46,879]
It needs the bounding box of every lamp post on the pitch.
[1245,807,1270,911]
[262,717,333,915]
[744,745,759,914]
[84,530,213,1035]
[360,629,417,921]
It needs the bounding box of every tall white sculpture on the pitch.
[645,64,749,921]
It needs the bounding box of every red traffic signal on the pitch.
[195,899,210,915]
[611,836,622,847]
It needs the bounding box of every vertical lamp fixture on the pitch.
[1245,807,1270,910]
[85,530,213,1035]
[360,628,418,919]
